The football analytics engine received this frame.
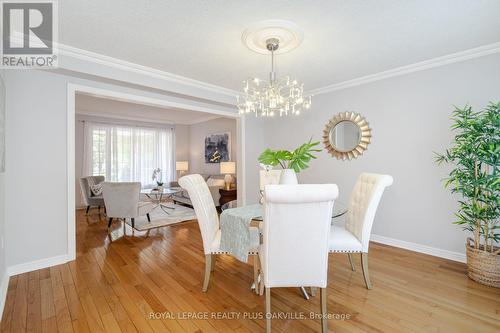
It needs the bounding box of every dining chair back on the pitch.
[178,174,219,255]
[328,173,393,290]
[179,174,260,292]
[345,173,394,252]
[261,184,338,333]
[259,170,282,191]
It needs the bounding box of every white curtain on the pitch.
[83,121,175,187]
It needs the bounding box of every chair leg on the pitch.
[320,287,328,333]
[347,253,356,271]
[265,287,271,333]
[202,254,212,292]
[86,206,90,215]
[361,253,372,289]
[131,218,135,229]
[107,218,113,228]
[210,254,216,272]
[97,206,100,213]
[310,287,317,297]
[253,255,259,295]
[146,213,151,222]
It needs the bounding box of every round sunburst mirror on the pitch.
[323,112,372,160]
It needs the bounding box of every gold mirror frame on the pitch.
[323,111,372,160]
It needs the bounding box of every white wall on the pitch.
[0,71,7,317]
[251,53,500,256]
[3,69,237,269]
[189,117,237,175]
[175,124,190,163]
[74,116,190,207]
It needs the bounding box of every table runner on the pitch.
[219,204,262,262]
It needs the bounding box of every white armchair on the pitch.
[102,182,155,229]
[260,184,338,333]
[178,174,260,292]
[329,173,393,289]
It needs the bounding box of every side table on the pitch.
[219,188,237,206]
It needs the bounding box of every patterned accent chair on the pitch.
[80,176,105,214]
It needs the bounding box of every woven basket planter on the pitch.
[466,238,500,288]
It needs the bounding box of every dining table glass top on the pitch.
[221,200,348,220]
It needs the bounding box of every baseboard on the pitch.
[371,234,466,263]
[0,271,9,322]
[7,254,71,276]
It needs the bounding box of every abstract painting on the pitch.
[204,132,230,163]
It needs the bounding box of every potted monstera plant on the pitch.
[258,139,321,184]
[435,102,499,288]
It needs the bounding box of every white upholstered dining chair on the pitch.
[259,170,282,204]
[102,182,155,229]
[329,173,393,289]
[260,184,338,333]
[178,174,260,292]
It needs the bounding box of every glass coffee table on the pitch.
[141,187,182,214]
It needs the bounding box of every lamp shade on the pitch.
[220,161,236,174]
[176,161,189,171]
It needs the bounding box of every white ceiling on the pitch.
[60,1,500,92]
[75,93,222,125]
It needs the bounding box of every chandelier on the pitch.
[237,38,311,117]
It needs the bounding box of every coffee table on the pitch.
[141,187,182,214]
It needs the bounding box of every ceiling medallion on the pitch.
[237,20,311,117]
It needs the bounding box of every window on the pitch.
[83,122,174,187]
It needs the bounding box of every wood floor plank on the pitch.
[2,210,500,333]
[11,274,28,332]
[1,278,17,332]
[26,276,42,333]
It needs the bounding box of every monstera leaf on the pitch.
[289,140,321,173]
[258,139,321,172]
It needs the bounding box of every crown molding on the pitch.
[76,108,222,126]
[7,30,239,102]
[58,43,239,97]
[309,41,500,96]
[10,31,500,100]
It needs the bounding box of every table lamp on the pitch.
[220,161,236,190]
[176,161,189,178]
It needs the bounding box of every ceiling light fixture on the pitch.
[237,21,311,117]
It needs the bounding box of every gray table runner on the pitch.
[219,202,347,263]
[219,204,261,262]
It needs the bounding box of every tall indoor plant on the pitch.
[258,139,321,183]
[435,102,499,287]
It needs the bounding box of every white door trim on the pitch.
[67,83,243,261]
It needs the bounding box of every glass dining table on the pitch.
[221,200,348,219]
[220,200,348,300]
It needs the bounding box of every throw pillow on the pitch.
[90,183,103,196]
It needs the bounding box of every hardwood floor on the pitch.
[2,209,499,332]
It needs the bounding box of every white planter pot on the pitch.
[279,169,298,184]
